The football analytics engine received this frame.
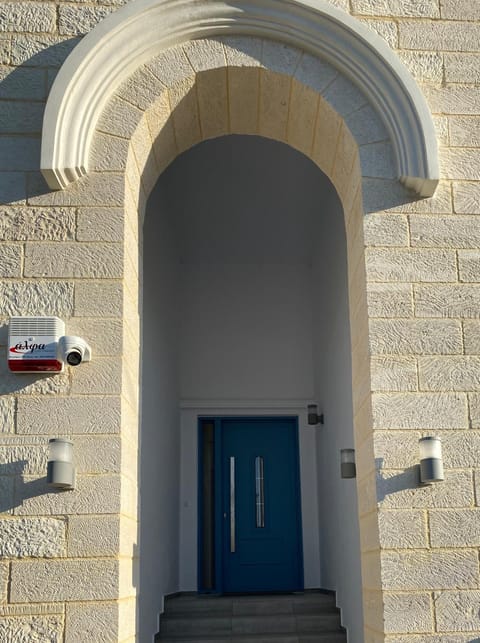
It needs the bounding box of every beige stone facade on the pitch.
[0,1,479,641]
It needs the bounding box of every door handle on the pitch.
[230,456,235,553]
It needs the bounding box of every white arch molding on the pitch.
[40,0,439,196]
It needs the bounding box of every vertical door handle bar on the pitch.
[230,456,235,553]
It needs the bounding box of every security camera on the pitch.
[58,336,92,366]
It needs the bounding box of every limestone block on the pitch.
[66,602,118,643]
[372,392,467,429]
[262,40,301,76]
[445,54,480,84]
[10,34,79,67]
[363,214,408,247]
[90,132,130,172]
[97,97,144,140]
[430,510,480,548]
[381,181,453,215]
[385,636,479,642]
[0,101,43,134]
[196,68,229,140]
[435,591,480,632]
[0,172,25,205]
[0,244,21,276]
[59,4,115,36]
[258,70,290,142]
[287,80,319,156]
[384,593,433,633]
[77,207,124,242]
[74,280,123,318]
[353,0,439,17]
[28,172,125,208]
[0,36,10,64]
[323,74,368,119]
[371,356,417,392]
[374,430,419,470]
[0,396,14,433]
[0,67,46,102]
[183,38,226,72]
[146,93,176,172]
[311,99,341,175]
[415,284,480,319]
[411,215,480,249]
[147,46,194,87]
[369,319,462,355]
[295,53,337,95]
[441,149,480,181]
[222,36,262,68]
[74,435,121,474]
[0,138,40,172]
[14,474,121,516]
[469,394,480,427]
[0,561,8,600]
[365,248,457,283]
[344,104,389,146]
[0,443,48,475]
[378,469,473,509]
[0,206,75,241]
[68,515,120,557]
[382,550,478,590]
[359,19,398,49]
[459,250,480,282]
[424,86,480,115]
[433,116,449,146]
[398,51,443,84]
[0,517,65,558]
[17,395,120,435]
[11,559,119,602]
[367,283,413,318]
[0,280,73,316]
[440,0,480,20]
[228,67,259,135]
[0,604,65,617]
[25,242,123,279]
[379,510,427,550]
[70,358,122,395]
[419,356,480,391]
[400,21,480,52]
[0,361,70,396]
[0,476,13,515]
[454,182,480,215]
[67,318,123,357]
[117,65,166,111]
[0,3,56,33]
[169,77,202,152]
[450,117,480,148]
[363,589,384,632]
[0,615,63,642]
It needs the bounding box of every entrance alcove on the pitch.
[140,134,363,640]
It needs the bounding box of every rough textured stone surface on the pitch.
[0,172,25,205]
[398,51,443,83]
[70,358,122,395]
[0,562,8,601]
[383,593,432,633]
[9,34,79,67]
[0,518,65,558]
[454,182,480,215]
[440,0,480,20]
[469,394,480,427]
[0,138,41,172]
[0,395,14,433]
[419,356,480,391]
[28,172,125,208]
[414,285,480,319]
[365,249,457,282]
[66,602,118,642]
[0,615,63,642]
[378,511,427,549]
[0,281,74,316]
[400,21,480,52]
[68,515,120,557]
[435,591,480,632]
[17,396,121,434]
[0,101,43,135]
[24,242,123,278]
[430,510,480,547]
[370,356,417,392]
[459,250,480,282]
[450,117,480,148]
[59,4,116,36]
[411,215,480,248]
[425,87,480,115]
[11,559,119,602]
[353,0,439,17]
[367,284,413,318]
[74,435,121,473]
[441,149,480,181]
[369,320,462,355]
[0,244,21,277]
[77,207,124,242]
[0,207,75,240]
[359,18,398,49]
[0,3,56,33]
[74,280,123,318]
[381,551,478,590]
[445,54,480,84]
[0,67,46,101]
[372,393,467,429]
[363,214,408,246]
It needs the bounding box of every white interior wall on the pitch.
[143,135,362,641]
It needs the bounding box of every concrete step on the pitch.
[158,634,347,643]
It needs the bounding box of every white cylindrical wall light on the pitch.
[47,438,75,490]
[419,436,444,484]
[340,449,356,479]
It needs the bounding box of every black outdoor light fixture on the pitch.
[47,438,75,490]
[307,404,324,426]
[419,436,444,485]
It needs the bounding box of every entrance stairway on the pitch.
[155,592,348,642]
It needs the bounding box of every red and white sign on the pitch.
[8,317,65,373]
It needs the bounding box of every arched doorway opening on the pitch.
[141,134,362,640]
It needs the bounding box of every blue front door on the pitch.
[221,417,303,593]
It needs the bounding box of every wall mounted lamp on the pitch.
[340,449,356,479]
[307,404,324,426]
[47,438,75,490]
[419,436,444,485]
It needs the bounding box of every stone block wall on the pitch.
[0,1,479,642]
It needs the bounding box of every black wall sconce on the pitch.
[307,404,324,426]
